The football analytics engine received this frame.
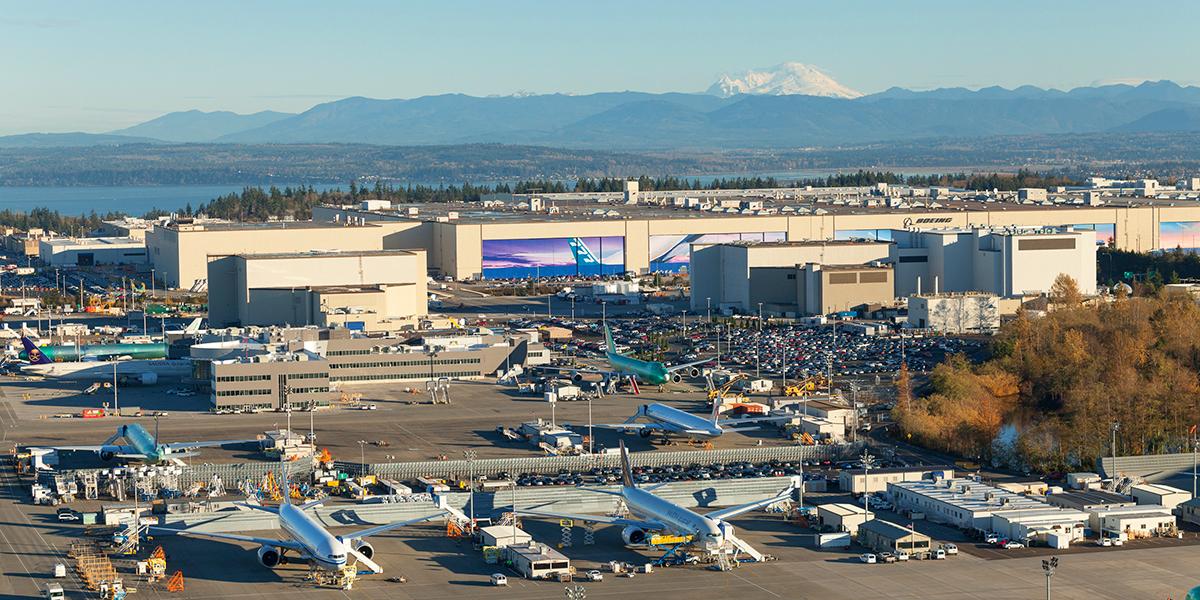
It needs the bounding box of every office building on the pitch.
[1045,490,1136,512]
[202,328,547,410]
[907,292,1001,333]
[690,240,892,314]
[890,226,1097,297]
[889,478,1052,530]
[207,249,427,330]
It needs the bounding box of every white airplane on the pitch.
[157,488,448,573]
[518,442,797,560]
[592,402,791,440]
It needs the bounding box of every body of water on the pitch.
[0,167,997,217]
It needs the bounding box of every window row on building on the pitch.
[330,370,480,383]
[215,374,271,383]
[329,357,482,369]
[215,388,273,397]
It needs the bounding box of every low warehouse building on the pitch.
[480,525,532,549]
[505,543,571,580]
[815,503,870,536]
[1177,497,1200,527]
[839,466,954,495]
[990,507,1088,547]
[858,519,931,554]
[1131,483,1191,509]
[38,236,147,266]
[889,478,1048,531]
[1094,507,1177,540]
[1045,490,1136,512]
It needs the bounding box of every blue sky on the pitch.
[3,0,1198,135]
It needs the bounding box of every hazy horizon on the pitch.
[3,0,1199,135]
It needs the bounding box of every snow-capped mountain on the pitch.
[706,62,863,99]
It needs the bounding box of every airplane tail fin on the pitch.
[603,324,617,357]
[20,337,51,364]
[619,440,635,488]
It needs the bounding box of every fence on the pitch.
[61,460,316,495]
[1098,452,1199,480]
[347,443,865,481]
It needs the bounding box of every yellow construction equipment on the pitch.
[707,373,748,403]
[783,375,830,397]
[648,533,694,545]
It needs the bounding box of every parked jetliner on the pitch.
[48,421,254,464]
[601,325,712,385]
[593,401,790,440]
[519,442,797,561]
[157,485,449,573]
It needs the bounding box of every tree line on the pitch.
[895,291,1200,473]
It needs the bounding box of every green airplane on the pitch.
[602,325,711,385]
[20,336,168,363]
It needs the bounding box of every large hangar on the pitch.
[147,187,1200,289]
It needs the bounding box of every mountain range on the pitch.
[5,66,1200,151]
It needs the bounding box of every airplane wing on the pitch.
[47,445,113,453]
[164,439,256,451]
[340,511,448,541]
[518,507,664,531]
[664,357,714,373]
[592,422,663,432]
[171,529,306,551]
[703,479,799,521]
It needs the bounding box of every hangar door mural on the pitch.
[481,237,625,278]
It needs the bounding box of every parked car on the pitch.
[933,548,946,560]
[942,543,958,555]
[1003,541,1025,549]
[984,533,1000,544]
[55,509,81,522]
[490,573,508,586]
[896,550,909,562]
[878,552,897,563]
[1098,537,1113,547]
[860,553,877,564]
[585,570,603,582]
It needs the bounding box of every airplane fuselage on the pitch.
[623,486,724,543]
[606,351,670,385]
[20,342,169,363]
[278,503,348,571]
[640,403,722,438]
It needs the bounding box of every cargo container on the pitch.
[81,408,105,419]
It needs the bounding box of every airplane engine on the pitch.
[352,539,374,559]
[257,544,282,567]
[118,372,158,386]
[687,366,701,378]
[572,373,585,383]
[638,428,653,438]
[671,372,683,383]
[621,525,648,545]
[99,450,115,461]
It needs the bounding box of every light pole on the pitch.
[587,395,594,454]
[860,449,875,521]
[1110,421,1120,466]
[756,302,763,379]
[1042,556,1058,600]
[357,439,367,477]
[464,449,477,534]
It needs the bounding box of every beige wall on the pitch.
[813,267,894,315]
[173,204,1200,287]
